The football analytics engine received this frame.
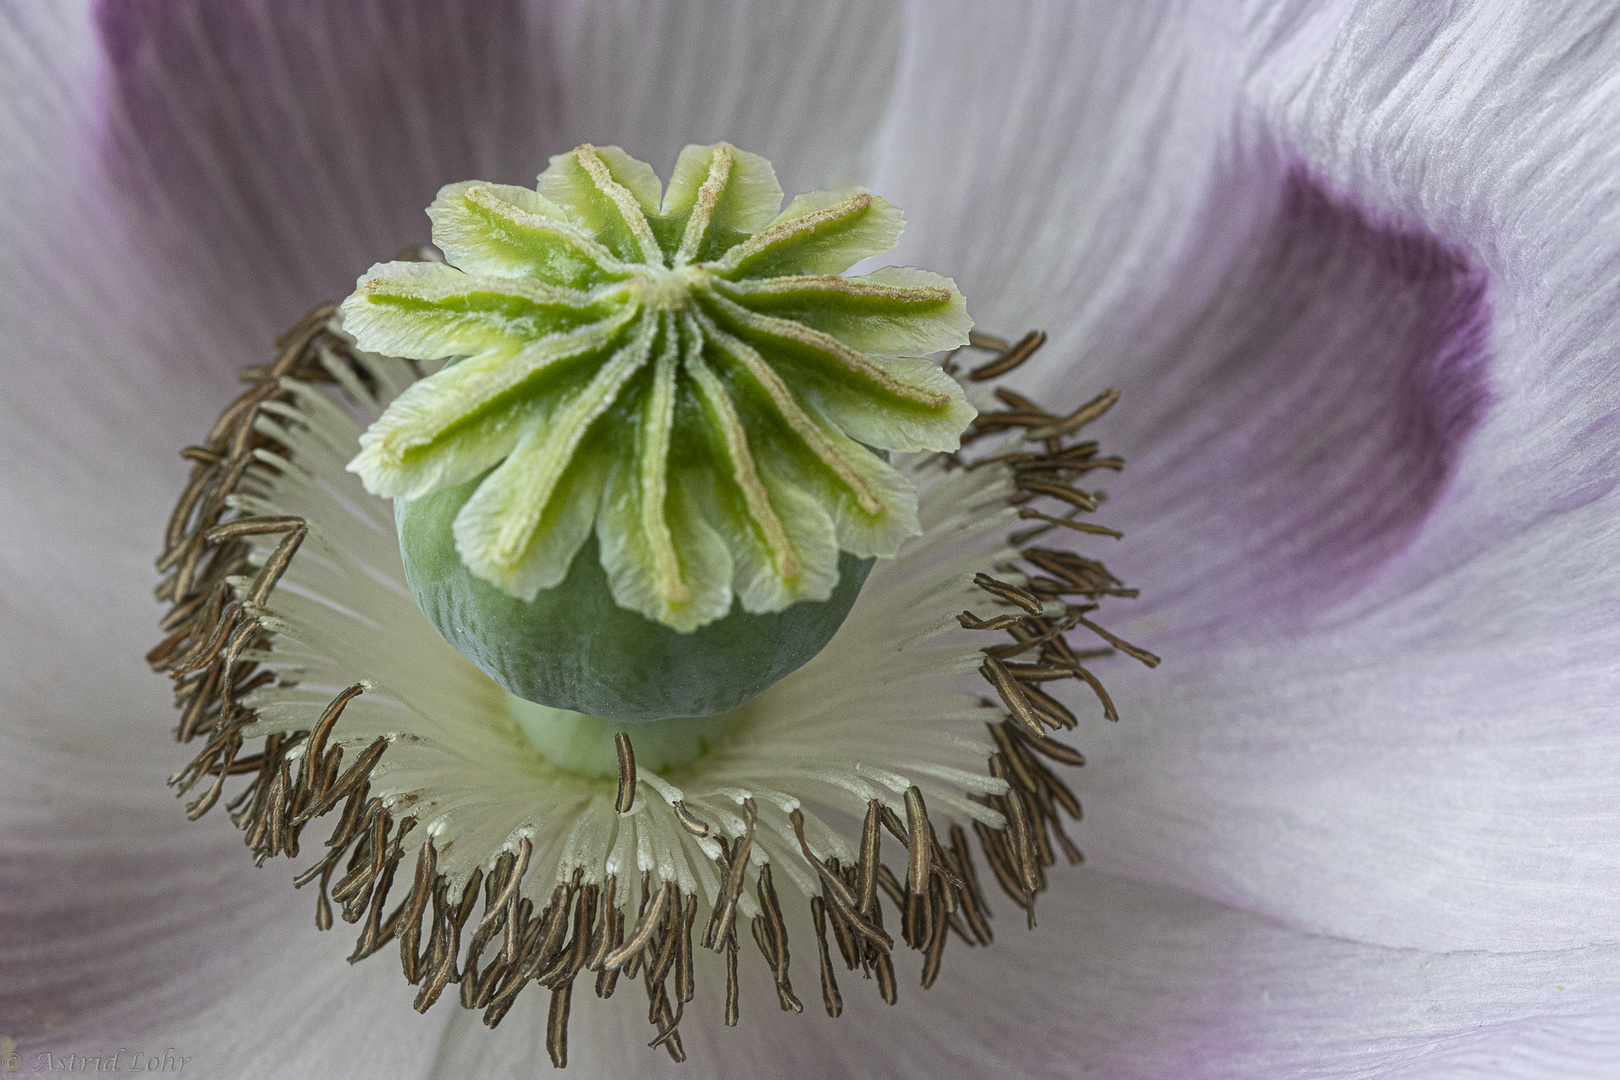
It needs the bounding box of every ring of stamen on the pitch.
[148,303,1153,1066]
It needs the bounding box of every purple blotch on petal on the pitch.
[92,0,560,358]
[1114,170,1492,645]
[0,840,263,1055]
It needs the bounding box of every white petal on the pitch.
[420,868,1620,1079]
[869,1,1251,360]
[876,1,1620,949]
[16,4,1620,1070]
[547,0,903,195]
[140,895,450,1079]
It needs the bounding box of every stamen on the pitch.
[605,879,671,971]
[811,895,843,1016]
[149,305,1147,1065]
[973,571,1046,615]
[672,801,710,837]
[613,733,637,814]
[967,330,1046,382]
[754,862,803,1012]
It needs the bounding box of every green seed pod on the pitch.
[400,475,873,719]
[344,143,973,719]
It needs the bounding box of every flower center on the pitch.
[508,696,736,779]
[148,310,1154,1067]
[148,143,1158,1071]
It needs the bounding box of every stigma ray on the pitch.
[344,144,975,633]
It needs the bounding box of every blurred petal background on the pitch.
[4,1,1620,1076]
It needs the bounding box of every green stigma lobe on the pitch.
[343,142,974,638]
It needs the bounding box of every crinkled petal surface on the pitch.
[874,0,1620,953]
[8,0,1620,1076]
[427,870,1620,1080]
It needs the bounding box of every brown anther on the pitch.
[957,610,1025,632]
[756,863,802,1013]
[973,572,1045,615]
[301,736,388,822]
[1025,387,1120,440]
[473,837,532,943]
[874,949,898,1006]
[1015,476,1099,511]
[298,684,365,811]
[1073,614,1161,668]
[676,891,697,1004]
[811,896,843,1017]
[920,882,950,988]
[605,880,672,971]
[967,330,1046,381]
[546,983,572,1068]
[586,875,620,972]
[672,800,710,837]
[791,807,892,953]
[949,825,993,946]
[980,656,1051,739]
[857,800,881,918]
[613,732,637,813]
[903,787,934,949]
[724,940,741,1026]
[1018,680,1078,729]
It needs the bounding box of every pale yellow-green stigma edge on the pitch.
[342,142,975,633]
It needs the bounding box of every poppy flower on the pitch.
[5,3,1620,1077]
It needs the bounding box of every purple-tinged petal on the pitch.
[4,842,452,1077]
[93,0,566,362]
[417,868,1620,1080]
[873,0,1620,950]
[1107,173,1489,641]
[129,893,452,1079]
[546,0,902,196]
[871,1,1253,363]
[0,837,251,1055]
[10,0,1620,1071]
